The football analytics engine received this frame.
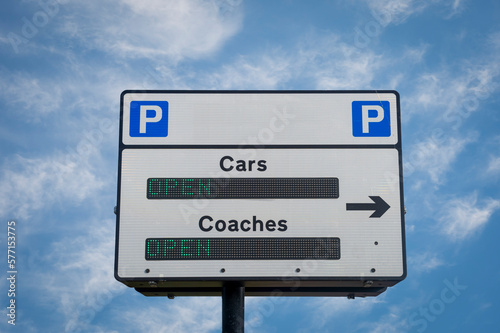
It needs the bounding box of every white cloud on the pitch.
[446,0,467,18]
[313,51,381,89]
[306,292,418,333]
[405,66,498,123]
[364,0,466,25]
[59,0,243,61]
[0,151,106,220]
[203,52,292,89]
[357,308,409,333]
[0,63,132,124]
[488,31,500,49]
[401,44,429,63]
[34,218,126,333]
[302,297,383,330]
[488,156,500,173]
[405,135,475,185]
[439,192,500,241]
[408,251,444,273]
[0,70,63,120]
[136,64,193,90]
[172,32,390,90]
[294,33,385,89]
[402,30,500,126]
[364,0,428,25]
[120,298,221,332]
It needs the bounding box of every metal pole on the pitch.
[222,282,245,333]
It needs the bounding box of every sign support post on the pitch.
[222,282,245,333]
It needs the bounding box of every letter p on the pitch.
[140,105,162,133]
[362,105,384,133]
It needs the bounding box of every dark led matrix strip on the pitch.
[147,177,339,199]
[145,237,341,260]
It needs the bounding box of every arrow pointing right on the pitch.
[346,196,390,218]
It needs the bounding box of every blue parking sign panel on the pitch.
[352,101,391,137]
[129,101,169,137]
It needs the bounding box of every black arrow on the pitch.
[346,196,390,218]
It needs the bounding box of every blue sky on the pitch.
[1,0,500,332]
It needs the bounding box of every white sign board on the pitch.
[115,91,406,297]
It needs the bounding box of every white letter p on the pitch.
[362,105,384,133]
[139,105,162,133]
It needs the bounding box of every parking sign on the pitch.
[115,90,406,298]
